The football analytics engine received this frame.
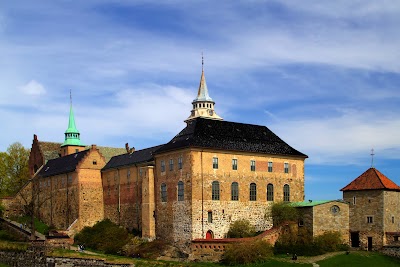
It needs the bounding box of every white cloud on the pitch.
[19,80,46,96]
[270,109,400,165]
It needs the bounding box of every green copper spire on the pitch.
[61,92,84,147]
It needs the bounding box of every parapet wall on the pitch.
[382,246,400,258]
[189,222,294,262]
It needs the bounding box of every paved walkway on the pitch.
[279,251,345,266]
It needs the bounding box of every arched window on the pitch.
[212,181,220,200]
[231,182,239,201]
[177,181,184,201]
[283,184,290,202]
[250,183,257,201]
[161,183,167,202]
[267,183,274,201]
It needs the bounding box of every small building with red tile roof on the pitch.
[341,167,400,250]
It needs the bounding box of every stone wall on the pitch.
[383,191,400,245]
[312,202,349,243]
[344,190,386,249]
[382,246,400,258]
[77,150,106,231]
[141,166,156,239]
[155,149,193,251]
[38,172,79,229]
[0,251,133,267]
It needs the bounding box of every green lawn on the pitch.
[318,251,400,267]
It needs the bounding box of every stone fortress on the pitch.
[1,62,400,254]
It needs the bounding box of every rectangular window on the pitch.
[161,160,165,172]
[392,216,395,224]
[232,159,238,170]
[213,157,218,169]
[353,196,356,205]
[161,184,167,202]
[250,183,257,201]
[367,216,373,224]
[178,157,183,169]
[250,160,256,171]
[284,163,289,173]
[212,181,220,200]
[177,181,184,201]
[268,161,273,172]
[169,159,174,171]
[298,219,304,227]
[208,211,213,223]
[231,182,239,201]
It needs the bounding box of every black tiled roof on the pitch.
[155,118,307,157]
[38,149,90,178]
[102,145,164,171]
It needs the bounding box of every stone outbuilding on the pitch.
[293,200,349,243]
[341,167,400,250]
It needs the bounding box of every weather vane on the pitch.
[370,148,375,168]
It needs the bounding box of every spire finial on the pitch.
[70,89,72,106]
[371,148,375,168]
[201,52,204,72]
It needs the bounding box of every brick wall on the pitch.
[102,165,143,231]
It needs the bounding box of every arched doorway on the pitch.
[206,230,214,239]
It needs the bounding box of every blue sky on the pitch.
[1,1,399,201]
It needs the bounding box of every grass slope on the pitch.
[318,251,400,267]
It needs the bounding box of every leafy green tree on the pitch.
[270,202,299,226]
[0,142,30,197]
[226,219,256,238]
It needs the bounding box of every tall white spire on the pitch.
[185,55,223,123]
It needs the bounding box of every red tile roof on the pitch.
[341,168,400,191]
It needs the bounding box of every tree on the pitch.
[226,219,256,238]
[0,142,30,197]
[270,202,299,226]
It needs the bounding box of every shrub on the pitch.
[74,219,131,254]
[222,240,273,265]
[314,231,344,252]
[226,219,256,238]
[274,230,347,256]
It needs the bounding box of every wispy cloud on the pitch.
[19,80,46,96]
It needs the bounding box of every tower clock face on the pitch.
[208,110,214,116]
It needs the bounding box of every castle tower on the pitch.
[60,94,86,156]
[185,57,223,122]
